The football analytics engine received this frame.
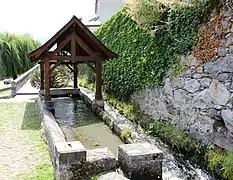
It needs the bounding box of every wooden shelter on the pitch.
[28,16,118,101]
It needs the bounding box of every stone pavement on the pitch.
[0,101,52,180]
[0,80,39,102]
[16,80,39,95]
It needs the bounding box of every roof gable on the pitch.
[28,15,118,61]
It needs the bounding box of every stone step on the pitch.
[98,172,129,180]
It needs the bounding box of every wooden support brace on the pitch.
[65,64,74,72]
[50,61,62,73]
[53,35,72,55]
[75,36,95,55]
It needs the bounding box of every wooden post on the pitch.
[73,62,78,88]
[40,60,44,90]
[44,58,51,101]
[71,24,77,89]
[95,61,102,100]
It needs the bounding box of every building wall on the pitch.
[98,0,125,22]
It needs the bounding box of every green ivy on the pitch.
[80,1,220,99]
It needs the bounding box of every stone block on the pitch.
[70,148,117,179]
[55,141,86,180]
[210,79,230,105]
[94,99,105,109]
[55,141,86,168]
[192,89,212,109]
[184,79,200,93]
[118,143,163,180]
[98,172,129,180]
[43,101,55,115]
[87,148,117,174]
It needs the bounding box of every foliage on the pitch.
[120,128,132,140]
[0,33,40,80]
[82,0,220,99]
[207,149,233,180]
[170,62,188,79]
[124,0,167,30]
[30,66,71,88]
[149,120,206,160]
[193,13,225,63]
[78,64,96,84]
[91,176,98,180]
[79,77,96,91]
[20,163,54,180]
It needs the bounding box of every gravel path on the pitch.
[0,101,53,180]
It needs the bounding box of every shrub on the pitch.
[30,66,71,88]
[0,33,40,80]
[149,120,206,162]
[124,0,167,30]
[78,64,96,84]
[92,2,212,99]
[207,149,233,180]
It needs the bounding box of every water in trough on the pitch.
[52,97,216,180]
[53,97,123,156]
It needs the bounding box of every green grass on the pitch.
[18,163,54,180]
[0,102,54,180]
[207,149,233,180]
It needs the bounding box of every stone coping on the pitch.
[36,94,66,164]
[11,65,39,97]
[0,86,11,92]
[39,88,80,97]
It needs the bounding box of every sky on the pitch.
[0,0,96,43]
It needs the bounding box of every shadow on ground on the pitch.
[21,102,41,130]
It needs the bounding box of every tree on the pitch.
[0,33,40,80]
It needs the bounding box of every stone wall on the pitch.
[131,6,233,150]
[11,64,39,97]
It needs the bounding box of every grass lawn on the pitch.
[0,101,54,180]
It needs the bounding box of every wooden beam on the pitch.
[44,58,51,101]
[39,61,70,65]
[47,54,102,62]
[65,64,74,72]
[95,61,102,100]
[40,60,44,90]
[50,61,62,73]
[75,35,95,55]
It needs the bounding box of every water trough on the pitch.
[36,88,163,180]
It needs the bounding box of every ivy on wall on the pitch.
[81,0,220,99]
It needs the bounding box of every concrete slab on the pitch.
[118,143,163,180]
[98,172,129,180]
[16,80,39,94]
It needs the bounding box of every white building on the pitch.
[88,0,125,32]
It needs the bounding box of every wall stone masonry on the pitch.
[131,6,233,150]
[11,64,39,97]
